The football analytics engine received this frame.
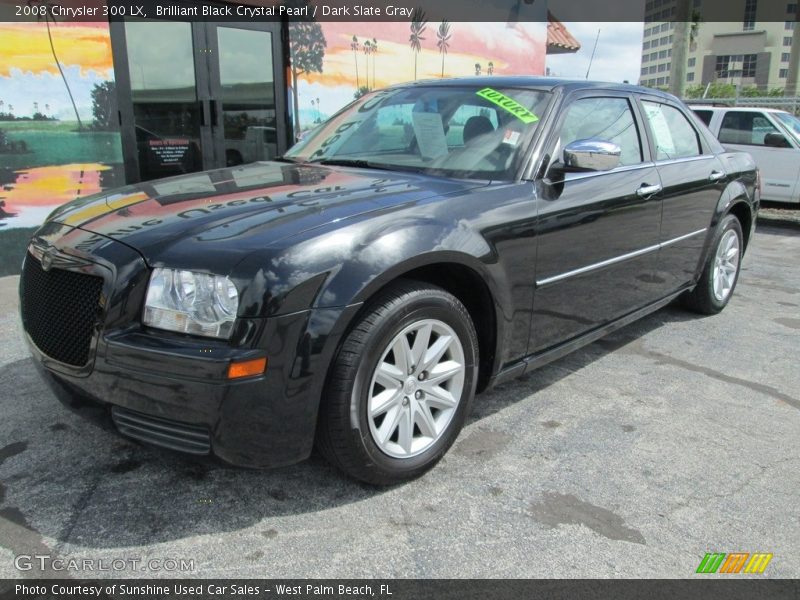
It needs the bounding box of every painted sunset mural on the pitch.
[290,21,548,132]
[0,21,123,275]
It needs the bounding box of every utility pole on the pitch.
[786,4,800,99]
[669,0,691,98]
[586,29,601,80]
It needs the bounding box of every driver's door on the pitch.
[530,93,663,353]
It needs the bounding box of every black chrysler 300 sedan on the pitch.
[20,78,758,484]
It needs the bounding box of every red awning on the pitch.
[547,12,581,54]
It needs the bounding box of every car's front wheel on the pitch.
[683,213,744,314]
[317,280,478,485]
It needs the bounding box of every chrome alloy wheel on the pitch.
[712,229,740,302]
[366,319,466,459]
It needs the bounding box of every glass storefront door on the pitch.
[112,18,286,183]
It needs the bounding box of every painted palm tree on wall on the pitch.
[371,38,378,90]
[351,35,360,89]
[437,20,451,78]
[363,40,372,90]
[409,9,427,80]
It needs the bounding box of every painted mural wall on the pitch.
[289,21,548,133]
[0,20,123,275]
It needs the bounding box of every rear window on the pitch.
[692,109,713,126]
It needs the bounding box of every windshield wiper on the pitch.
[316,158,431,175]
[316,158,379,169]
[272,155,301,163]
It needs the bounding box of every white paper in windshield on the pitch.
[643,103,676,158]
[412,112,449,159]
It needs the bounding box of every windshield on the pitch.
[774,111,800,144]
[285,85,551,180]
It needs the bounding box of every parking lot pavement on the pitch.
[0,221,798,580]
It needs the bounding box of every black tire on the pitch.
[316,280,479,485]
[682,214,744,315]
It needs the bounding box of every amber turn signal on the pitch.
[227,357,267,379]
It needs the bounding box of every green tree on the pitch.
[90,81,116,130]
[409,9,427,80]
[289,20,327,134]
[354,85,370,99]
[436,20,451,78]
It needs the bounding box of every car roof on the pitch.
[385,76,680,101]
[688,105,789,114]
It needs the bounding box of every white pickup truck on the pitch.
[691,105,800,204]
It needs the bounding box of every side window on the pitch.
[642,101,701,160]
[555,97,643,166]
[718,111,783,146]
[692,109,713,126]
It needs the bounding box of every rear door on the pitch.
[530,92,663,353]
[715,109,800,202]
[638,97,724,293]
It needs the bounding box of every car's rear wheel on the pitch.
[683,214,743,314]
[316,280,478,485]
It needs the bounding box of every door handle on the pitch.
[636,183,662,197]
[709,170,726,181]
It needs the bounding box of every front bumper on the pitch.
[21,222,358,469]
[31,311,326,469]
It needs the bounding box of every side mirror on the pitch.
[764,132,790,148]
[563,138,622,172]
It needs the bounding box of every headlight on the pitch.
[143,268,239,339]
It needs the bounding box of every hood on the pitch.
[49,161,486,266]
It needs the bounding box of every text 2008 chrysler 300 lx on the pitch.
[20,78,758,484]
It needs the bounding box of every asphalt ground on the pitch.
[0,215,798,579]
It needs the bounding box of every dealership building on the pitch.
[0,3,577,273]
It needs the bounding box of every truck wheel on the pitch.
[683,214,743,315]
[317,280,478,485]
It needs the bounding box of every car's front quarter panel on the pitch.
[236,181,540,379]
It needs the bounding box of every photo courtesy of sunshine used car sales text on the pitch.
[0,0,798,596]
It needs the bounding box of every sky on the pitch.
[546,22,644,84]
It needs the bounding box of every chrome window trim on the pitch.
[536,228,708,287]
[653,155,715,166]
[550,161,656,183]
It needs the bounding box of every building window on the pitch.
[650,65,657,74]
[688,57,696,67]
[661,36,669,45]
[788,3,797,13]
[783,52,791,61]
[661,23,669,32]
[787,21,796,29]
[715,54,757,79]
[669,35,673,43]
[651,52,658,60]
[743,0,757,30]
[657,77,665,85]
[644,27,651,36]
[659,63,667,72]
[780,68,789,78]
[742,54,757,77]
[786,36,794,45]
[668,49,672,57]
[643,41,651,49]
[665,76,670,84]
[659,50,668,59]
[642,67,649,75]
[687,72,695,82]
[643,54,650,63]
